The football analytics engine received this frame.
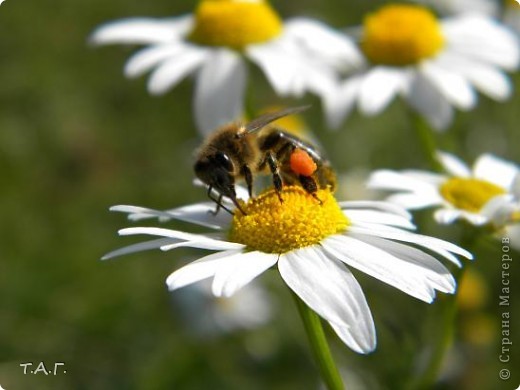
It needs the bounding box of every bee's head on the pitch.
[194,151,237,200]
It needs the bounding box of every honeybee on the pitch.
[194,106,336,214]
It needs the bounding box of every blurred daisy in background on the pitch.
[90,0,359,134]
[368,151,520,236]
[173,279,273,336]
[103,185,471,354]
[324,4,519,131]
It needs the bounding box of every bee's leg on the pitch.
[242,164,254,199]
[298,175,322,205]
[207,186,234,215]
[274,141,293,160]
[266,152,284,203]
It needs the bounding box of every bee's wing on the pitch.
[242,105,311,135]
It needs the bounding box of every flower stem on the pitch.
[409,111,443,172]
[291,292,345,390]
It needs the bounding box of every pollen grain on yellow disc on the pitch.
[229,186,349,254]
[440,178,506,213]
[189,0,283,50]
[361,4,445,66]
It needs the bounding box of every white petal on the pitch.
[436,52,512,101]
[164,203,232,230]
[194,49,247,135]
[111,204,229,230]
[480,194,517,225]
[148,48,208,95]
[248,32,338,99]
[473,154,519,190]
[420,61,477,110]
[367,170,440,193]
[434,208,464,224]
[102,238,179,260]
[443,15,520,70]
[338,200,412,218]
[278,247,376,353]
[247,43,293,96]
[160,240,234,251]
[211,251,278,298]
[386,193,443,209]
[118,227,245,250]
[298,61,338,99]
[90,16,193,45]
[283,18,364,70]
[436,151,471,177]
[347,224,472,265]
[124,44,185,78]
[323,235,448,302]
[353,235,456,294]
[110,204,162,215]
[343,210,416,230]
[323,75,363,129]
[402,170,448,185]
[358,67,408,115]
[460,211,489,226]
[247,41,310,97]
[166,250,243,291]
[406,72,454,131]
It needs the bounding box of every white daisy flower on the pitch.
[90,0,359,135]
[324,4,520,131]
[368,151,520,228]
[103,186,471,354]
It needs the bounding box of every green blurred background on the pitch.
[0,0,519,389]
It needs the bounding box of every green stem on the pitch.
[409,111,443,172]
[291,292,345,390]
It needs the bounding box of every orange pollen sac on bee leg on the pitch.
[290,149,317,176]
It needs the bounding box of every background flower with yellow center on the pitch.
[368,151,520,229]
[103,185,471,354]
[323,4,519,131]
[89,0,360,135]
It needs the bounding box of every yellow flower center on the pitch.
[440,178,506,213]
[506,0,520,9]
[189,0,283,50]
[361,4,445,66]
[229,186,349,254]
